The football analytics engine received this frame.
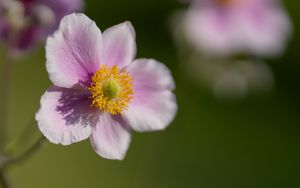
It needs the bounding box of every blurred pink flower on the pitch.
[182,0,292,57]
[186,57,274,100]
[35,13,177,160]
[0,0,83,54]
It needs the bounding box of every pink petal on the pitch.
[102,21,136,68]
[90,113,131,160]
[183,1,291,57]
[184,8,235,56]
[235,3,291,57]
[35,86,97,145]
[124,59,177,132]
[46,13,102,88]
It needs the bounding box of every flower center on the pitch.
[89,65,134,115]
[102,79,121,100]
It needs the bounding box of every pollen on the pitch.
[89,65,134,115]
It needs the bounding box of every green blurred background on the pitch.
[2,0,300,187]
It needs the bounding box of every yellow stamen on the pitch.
[89,65,134,115]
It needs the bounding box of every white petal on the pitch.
[46,13,102,88]
[124,91,177,132]
[35,86,96,145]
[124,59,177,132]
[102,21,136,68]
[90,113,131,160]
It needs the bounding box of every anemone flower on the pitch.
[0,0,83,54]
[35,13,177,160]
[182,0,292,57]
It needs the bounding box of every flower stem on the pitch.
[0,124,46,188]
[0,53,13,152]
[0,136,46,188]
[0,170,10,188]
[2,136,46,169]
